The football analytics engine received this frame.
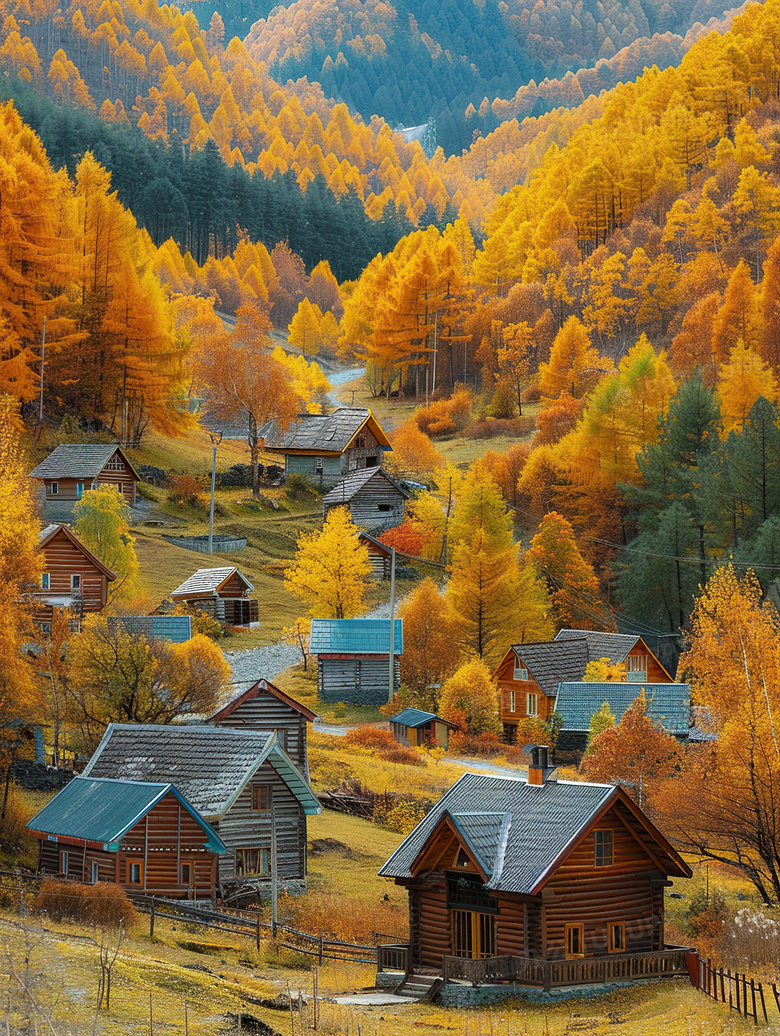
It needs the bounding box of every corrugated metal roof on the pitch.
[25,776,225,852]
[171,567,253,597]
[513,640,588,696]
[323,468,409,505]
[379,772,617,894]
[29,444,138,481]
[554,682,690,735]
[107,616,193,643]
[80,724,319,818]
[554,629,640,663]
[310,618,403,655]
[389,708,452,728]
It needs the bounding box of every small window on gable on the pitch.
[513,661,528,681]
[456,847,472,868]
[594,829,613,867]
[49,482,59,495]
[251,785,271,811]
[41,573,50,590]
[626,654,647,681]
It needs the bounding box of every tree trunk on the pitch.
[249,413,259,498]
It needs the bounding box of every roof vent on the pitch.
[523,744,558,786]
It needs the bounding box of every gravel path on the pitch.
[226,643,301,684]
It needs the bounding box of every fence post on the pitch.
[772,982,780,1014]
[750,979,758,1025]
[728,968,733,1011]
[743,975,748,1019]
[736,972,741,1015]
[150,900,155,939]
[318,935,323,965]
[758,982,767,1024]
[720,968,725,1004]
[256,916,260,953]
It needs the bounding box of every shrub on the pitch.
[460,416,536,439]
[414,387,475,438]
[0,785,35,850]
[378,745,424,766]
[33,879,139,928]
[167,472,205,507]
[375,798,430,834]
[448,730,502,757]
[684,884,729,941]
[344,728,397,752]
[173,604,225,640]
[286,473,320,499]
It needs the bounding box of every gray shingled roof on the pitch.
[171,567,253,597]
[29,444,137,481]
[554,629,640,664]
[39,524,60,543]
[323,467,409,505]
[258,409,378,453]
[379,772,618,894]
[554,682,690,735]
[513,639,589,697]
[81,725,274,818]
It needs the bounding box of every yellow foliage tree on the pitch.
[284,508,371,618]
[717,340,778,436]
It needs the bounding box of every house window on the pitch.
[356,434,366,447]
[509,691,516,713]
[41,573,50,590]
[234,848,270,877]
[76,482,84,499]
[127,861,143,884]
[181,863,192,885]
[626,654,647,681]
[455,847,472,869]
[314,457,323,472]
[565,923,584,957]
[103,454,124,471]
[527,693,539,717]
[59,850,69,875]
[513,664,528,681]
[251,785,271,811]
[91,861,99,884]
[377,504,392,512]
[594,829,613,867]
[452,909,497,959]
[274,729,287,750]
[49,482,59,495]
[71,574,81,591]
[608,922,625,953]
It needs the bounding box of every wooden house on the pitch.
[258,408,392,487]
[207,678,317,777]
[388,708,458,751]
[33,524,116,632]
[27,776,225,899]
[81,725,320,895]
[323,468,408,532]
[377,749,692,999]
[29,444,140,519]
[170,567,258,626]
[310,618,403,705]
[554,682,691,753]
[495,631,674,745]
[358,531,393,580]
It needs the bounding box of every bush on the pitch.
[173,604,225,640]
[460,416,536,439]
[684,884,728,941]
[378,745,424,766]
[414,387,475,438]
[33,879,139,928]
[375,798,430,834]
[344,728,396,752]
[167,472,205,507]
[285,473,320,499]
[448,730,503,757]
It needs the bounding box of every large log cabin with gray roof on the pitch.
[81,725,320,896]
[258,408,392,487]
[29,444,139,519]
[32,524,116,632]
[376,748,692,1001]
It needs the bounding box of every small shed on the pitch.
[33,524,116,631]
[27,775,225,899]
[310,618,403,705]
[29,444,140,518]
[553,681,691,753]
[170,567,258,626]
[388,708,458,750]
[357,531,393,580]
[323,468,408,531]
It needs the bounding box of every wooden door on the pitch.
[452,910,497,959]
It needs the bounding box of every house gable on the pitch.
[210,679,317,725]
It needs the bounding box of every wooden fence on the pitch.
[696,956,780,1026]
[139,897,378,966]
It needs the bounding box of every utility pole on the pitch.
[208,431,222,554]
[388,547,396,704]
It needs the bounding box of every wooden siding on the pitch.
[625,647,671,683]
[216,760,306,885]
[324,479,405,533]
[318,656,400,705]
[364,544,390,580]
[35,528,109,623]
[212,694,309,775]
[178,596,258,626]
[36,791,219,898]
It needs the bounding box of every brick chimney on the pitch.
[524,744,558,786]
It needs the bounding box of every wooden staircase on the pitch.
[393,970,444,1002]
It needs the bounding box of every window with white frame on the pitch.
[49,482,59,495]
[527,693,539,717]
[234,848,270,877]
[513,659,529,681]
[91,861,99,884]
[509,691,516,713]
[60,850,69,875]
[626,654,647,681]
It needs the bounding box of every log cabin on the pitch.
[81,725,320,896]
[322,468,408,532]
[377,747,692,1000]
[495,631,674,745]
[310,618,403,705]
[207,678,317,778]
[33,524,116,632]
[27,776,225,899]
[554,682,691,752]
[29,444,140,519]
[388,708,458,751]
[170,567,258,627]
[258,408,392,487]
[358,531,393,580]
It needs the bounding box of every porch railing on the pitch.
[442,947,692,989]
[377,943,412,974]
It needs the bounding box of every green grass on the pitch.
[273,665,386,724]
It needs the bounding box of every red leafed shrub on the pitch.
[33,879,139,928]
[344,727,397,752]
[448,730,503,758]
[378,746,424,766]
[378,522,433,557]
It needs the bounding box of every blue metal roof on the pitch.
[26,776,226,852]
[310,618,403,655]
[389,708,452,728]
[553,682,690,735]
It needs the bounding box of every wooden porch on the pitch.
[378,945,692,991]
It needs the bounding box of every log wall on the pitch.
[35,528,110,622]
[318,656,400,704]
[212,694,309,774]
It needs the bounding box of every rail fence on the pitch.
[696,956,780,1026]
[139,897,379,965]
